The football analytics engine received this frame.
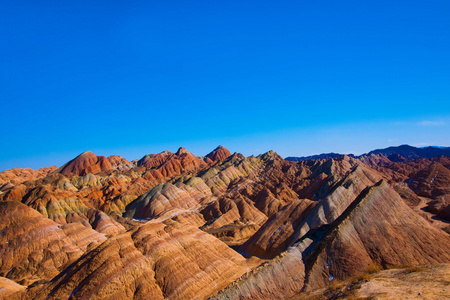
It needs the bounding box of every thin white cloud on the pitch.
[418,120,446,126]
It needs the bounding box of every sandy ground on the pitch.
[294,264,450,300]
[0,276,26,299]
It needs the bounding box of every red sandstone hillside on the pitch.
[0,145,449,299]
[59,151,113,176]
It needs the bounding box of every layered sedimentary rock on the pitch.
[34,232,164,300]
[210,247,305,300]
[86,209,126,236]
[205,145,232,163]
[1,145,450,299]
[201,196,268,230]
[297,264,450,300]
[357,153,450,226]
[124,182,204,220]
[291,163,383,242]
[34,220,257,300]
[0,201,106,286]
[298,180,450,291]
[107,155,134,171]
[409,162,450,198]
[426,194,450,221]
[241,199,314,259]
[137,150,174,169]
[0,183,28,202]
[0,277,25,300]
[137,147,206,179]
[0,166,58,185]
[59,151,113,176]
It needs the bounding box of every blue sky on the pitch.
[1,0,449,170]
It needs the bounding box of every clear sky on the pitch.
[1,0,449,170]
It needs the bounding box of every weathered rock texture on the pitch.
[0,276,25,300]
[210,247,305,300]
[241,198,315,259]
[34,220,257,300]
[59,151,113,176]
[0,145,449,299]
[0,201,106,286]
[107,155,134,171]
[0,166,58,185]
[298,180,450,291]
[205,145,232,163]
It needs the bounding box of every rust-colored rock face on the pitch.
[211,247,305,300]
[241,198,315,259]
[59,151,113,176]
[0,277,25,299]
[107,155,134,171]
[1,146,450,299]
[205,145,232,162]
[0,166,58,185]
[33,220,256,300]
[0,201,106,286]
[409,162,450,198]
[299,180,450,291]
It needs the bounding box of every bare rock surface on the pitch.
[0,201,106,285]
[298,180,450,291]
[357,264,450,300]
[107,155,134,171]
[33,219,258,300]
[210,247,305,300]
[205,145,232,163]
[59,151,113,176]
[241,198,315,258]
[0,276,26,300]
[296,264,450,300]
[291,164,383,244]
[1,146,450,299]
[0,166,58,185]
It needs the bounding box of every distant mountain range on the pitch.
[285,153,355,162]
[285,144,450,161]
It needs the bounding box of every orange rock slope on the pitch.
[0,145,449,299]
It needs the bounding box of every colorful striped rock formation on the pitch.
[0,145,449,299]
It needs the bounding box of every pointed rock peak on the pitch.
[160,150,173,155]
[205,145,231,162]
[59,150,112,176]
[176,147,191,156]
[64,151,97,165]
[260,150,283,161]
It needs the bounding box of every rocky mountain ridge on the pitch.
[286,144,450,162]
[0,145,449,299]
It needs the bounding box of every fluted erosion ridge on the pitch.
[205,145,232,163]
[0,145,449,299]
[297,180,450,291]
[31,220,257,300]
[59,151,113,176]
